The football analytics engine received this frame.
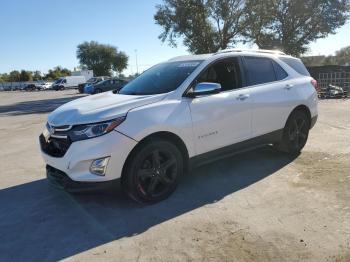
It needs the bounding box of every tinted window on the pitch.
[119,60,202,95]
[279,57,310,76]
[197,58,242,91]
[272,61,288,80]
[244,57,276,85]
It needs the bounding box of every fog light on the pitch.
[90,157,110,176]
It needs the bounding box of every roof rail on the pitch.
[215,48,286,55]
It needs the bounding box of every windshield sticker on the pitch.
[177,62,200,68]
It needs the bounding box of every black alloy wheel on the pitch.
[122,139,183,204]
[277,110,310,154]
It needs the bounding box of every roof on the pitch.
[215,48,286,55]
[168,54,212,62]
[167,49,292,63]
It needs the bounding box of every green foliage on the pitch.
[19,70,33,82]
[8,71,21,82]
[154,0,247,54]
[155,0,350,56]
[32,71,42,81]
[44,67,71,80]
[244,0,350,56]
[77,41,128,76]
[0,68,68,82]
[334,45,350,65]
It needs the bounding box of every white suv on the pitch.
[40,49,318,203]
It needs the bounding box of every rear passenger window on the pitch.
[244,57,276,85]
[272,61,288,80]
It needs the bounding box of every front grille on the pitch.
[39,134,71,157]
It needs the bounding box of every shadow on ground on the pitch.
[0,146,297,261]
[0,95,84,116]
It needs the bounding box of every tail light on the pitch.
[311,79,318,91]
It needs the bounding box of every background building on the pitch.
[307,65,350,92]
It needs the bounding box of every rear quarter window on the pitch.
[272,61,288,80]
[279,57,310,76]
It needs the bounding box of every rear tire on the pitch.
[122,139,183,204]
[275,110,310,154]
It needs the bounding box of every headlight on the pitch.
[70,117,126,141]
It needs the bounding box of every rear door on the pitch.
[243,56,292,137]
[187,57,252,155]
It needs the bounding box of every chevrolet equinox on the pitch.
[40,49,318,203]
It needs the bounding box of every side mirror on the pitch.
[188,82,221,97]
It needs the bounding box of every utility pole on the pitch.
[135,49,139,75]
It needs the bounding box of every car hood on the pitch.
[48,91,166,126]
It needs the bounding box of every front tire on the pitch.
[122,139,183,204]
[276,110,310,154]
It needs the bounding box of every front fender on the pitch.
[116,99,196,157]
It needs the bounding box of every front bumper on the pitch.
[46,165,120,192]
[84,85,94,94]
[40,130,137,183]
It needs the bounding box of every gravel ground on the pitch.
[0,90,349,262]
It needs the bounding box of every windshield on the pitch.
[87,77,97,83]
[54,78,63,84]
[119,60,202,95]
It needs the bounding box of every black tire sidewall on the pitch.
[123,139,183,204]
[283,110,310,154]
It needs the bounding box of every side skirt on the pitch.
[189,129,283,168]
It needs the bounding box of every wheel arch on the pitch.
[121,131,190,180]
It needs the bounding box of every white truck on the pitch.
[52,76,87,91]
[71,70,94,81]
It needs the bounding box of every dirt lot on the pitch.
[0,90,349,262]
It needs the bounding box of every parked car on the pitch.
[52,76,86,91]
[39,49,318,204]
[36,82,53,90]
[78,76,110,93]
[319,84,347,99]
[84,78,128,94]
[24,84,38,91]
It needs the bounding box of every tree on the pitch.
[19,70,33,82]
[334,45,350,65]
[77,41,128,76]
[8,71,21,82]
[44,66,71,80]
[32,71,42,81]
[0,73,9,82]
[244,0,350,56]
[154,0,247,54]
[155,0,349,56]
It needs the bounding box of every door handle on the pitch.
[237,94,250,100]
[284,84,293,90]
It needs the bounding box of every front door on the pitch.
[187,57,252,155]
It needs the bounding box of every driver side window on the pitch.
[197,58,243,91]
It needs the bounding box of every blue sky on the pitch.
[0,0,349,75]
